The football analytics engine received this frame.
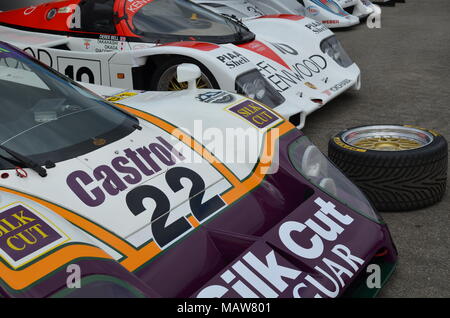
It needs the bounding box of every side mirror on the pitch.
[176,63,201,90]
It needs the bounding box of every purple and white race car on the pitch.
[0,42,396,298]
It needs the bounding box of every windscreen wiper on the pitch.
[222,14,255,44]
[0,145,48,177]
[223,14,251,32]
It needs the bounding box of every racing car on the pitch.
[0,0,361,128]
[334,0,381,18]
[193,0,361,28]
[0,41,396,298]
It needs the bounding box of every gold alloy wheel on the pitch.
[353,136,423,151]
[341,125,434,152]
[329,125,445,212]
[157,64,214,91]
[167,76,211,91]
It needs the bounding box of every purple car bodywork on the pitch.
[0,42,397,298]
[3,130,397,298]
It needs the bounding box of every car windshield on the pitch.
[125,0,255,44]
[0,44,137,170]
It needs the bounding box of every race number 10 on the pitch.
[57,57,101,84]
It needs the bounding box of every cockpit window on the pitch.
[0,45,137,170]
[125,0,254,44]
[79,0,116,33]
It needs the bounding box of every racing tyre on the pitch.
[328,125,448,212]
[372,0,395,6]
[150,56,219,91]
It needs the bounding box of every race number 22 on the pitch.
[126,167,225,248]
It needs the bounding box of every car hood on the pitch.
[0,88,287,239]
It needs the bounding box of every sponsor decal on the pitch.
[305,21,328,34]
[127,0,154,13]
[0,204,68,265]
[66,136,186,207]
[23,6,37,16]
[196,91,235,104]
[23,48,54,68]
[58,6,73,14]
[83,39,91,50]
[403,125,440,137]
[106,91,138,102]
[322,79,352,96]
[306,6,320,16]
[255,54,328,93]
[216,51,250,69]
[334,137,367,153]
[227,100,279,129]
[197,198,365,298]
[322,20,340,25]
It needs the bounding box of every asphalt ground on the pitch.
[301,0,450,297]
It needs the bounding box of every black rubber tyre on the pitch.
[372,0,395,6]
[328,125,448,212]
[149,56,219,91]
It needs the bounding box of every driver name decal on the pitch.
[0,205,64,263]
[67,137,186,207]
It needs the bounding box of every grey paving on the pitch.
[301,0,450,298]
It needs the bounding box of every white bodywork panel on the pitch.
[0,3,360,128]
[0,86,285,265]
[194,0,363,28]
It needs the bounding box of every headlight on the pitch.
[242,78,266,100]
[288,136,381,222]
[301,144,329,178]
[320,36,353,68]
[236,69,285,108]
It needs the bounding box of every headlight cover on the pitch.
[235,69,285,108]
[288,136,381,223]
[324,1,344,15]
[320,36,353,68]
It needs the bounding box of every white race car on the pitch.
[335,0,381,18]
[193,0,361,28]
[0,0,361,128]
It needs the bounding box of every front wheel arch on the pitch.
[133,55,220,91]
